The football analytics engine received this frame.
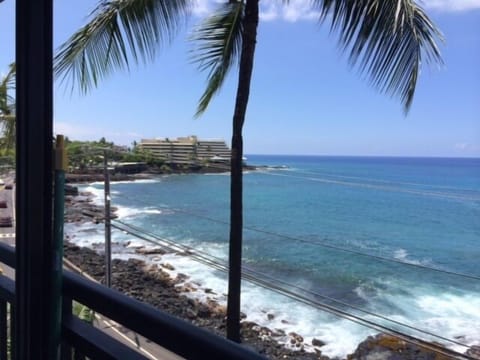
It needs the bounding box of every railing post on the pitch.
[15,0,54,358]
[52,136,67,359]
[10,305,14,360]
[61,296,73,360]
[0,300,6,360]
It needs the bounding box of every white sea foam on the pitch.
[393,248,408,260]
[81,186,104,205]
[87,181,106,186]
[88,179,161,185]
[115,206,139,219]
[143,209,162,215]
[80,183,164,220]
[392,248,432,266]
[65,219,480,358]
[65,181,480,358]
[112,179,161,184]
[415,293,480,350]
[65,222,105,247]
[124,238,373,357]
[65,221,375,357]
[203,172,230,176]
[115,205,162,219]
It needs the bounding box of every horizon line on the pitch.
[245,154,480,160]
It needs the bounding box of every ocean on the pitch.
[66,155,480,358]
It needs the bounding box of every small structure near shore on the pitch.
[113,162,148,174]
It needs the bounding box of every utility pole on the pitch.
[103,149,112,287]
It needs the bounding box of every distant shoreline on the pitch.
[66,163,257,184]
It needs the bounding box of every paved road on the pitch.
[0,175,15,280]
[0,175,15,248]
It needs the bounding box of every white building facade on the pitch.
[138,136,231,164]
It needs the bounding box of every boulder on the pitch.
[466,345,480,359]
[161,263,175,271]
[312,338,326,347]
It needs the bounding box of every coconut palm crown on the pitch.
[192,0,443,115]
[55,0,443,343]
[55,0,191,92]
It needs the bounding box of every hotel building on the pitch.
[138,136,231,164]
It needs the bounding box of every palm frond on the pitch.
[0,63,15,114]
[315,0,443,112]
[0,115,16,151]
[3,63,15,93]
[54,0,190,93]
[190,1,244,117]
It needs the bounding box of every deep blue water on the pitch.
[74,155,480,357]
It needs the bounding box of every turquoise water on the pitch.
[73,156,480,357]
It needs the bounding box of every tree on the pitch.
[191,0,443,341]
[0,63,16,152]
[55,0,443,344]
[55,0,190,93]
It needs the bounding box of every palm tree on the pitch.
[55,0,443,344]
[0,63,16,152]
[191,0,443,342]
[55,0,190,93]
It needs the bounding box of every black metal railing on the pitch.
[0,274,14,360]
[0,243,267,360]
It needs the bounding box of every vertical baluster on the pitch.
[0,300,6,360]
[9,306,14,360]
[61,296,72,360]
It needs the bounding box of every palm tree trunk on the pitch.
[226,0,259,343]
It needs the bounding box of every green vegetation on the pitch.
[55,0,443,343]
[0,63,16,154]
[72,301,94,360]
[65,137,163,171]
[192,0,444,342]
[73,301,95,324]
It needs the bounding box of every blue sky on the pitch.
[0,0,479,157]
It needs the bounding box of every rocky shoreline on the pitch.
[63,188,479,360]
[64,190,325,359]
[64,242,329,359]
[66,163,257,184]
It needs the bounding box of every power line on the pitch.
[256,171,480,202]
[112,220,470,348]
[86,163,479,358]
[111,191,480,282]
[264,167,480,193]
[112,219,470,348]
[109,219,474,359]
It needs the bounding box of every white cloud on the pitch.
[54,121,142,145]
[192,0,212,16]
[54,121,98,139]
[192,0,480,16]
[260,2,280,21]
[453,142,480,153]
[422,0,480,11]
[280,0,319,22]
[192,0,319,22]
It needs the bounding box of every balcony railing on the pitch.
[0,242,267,359]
